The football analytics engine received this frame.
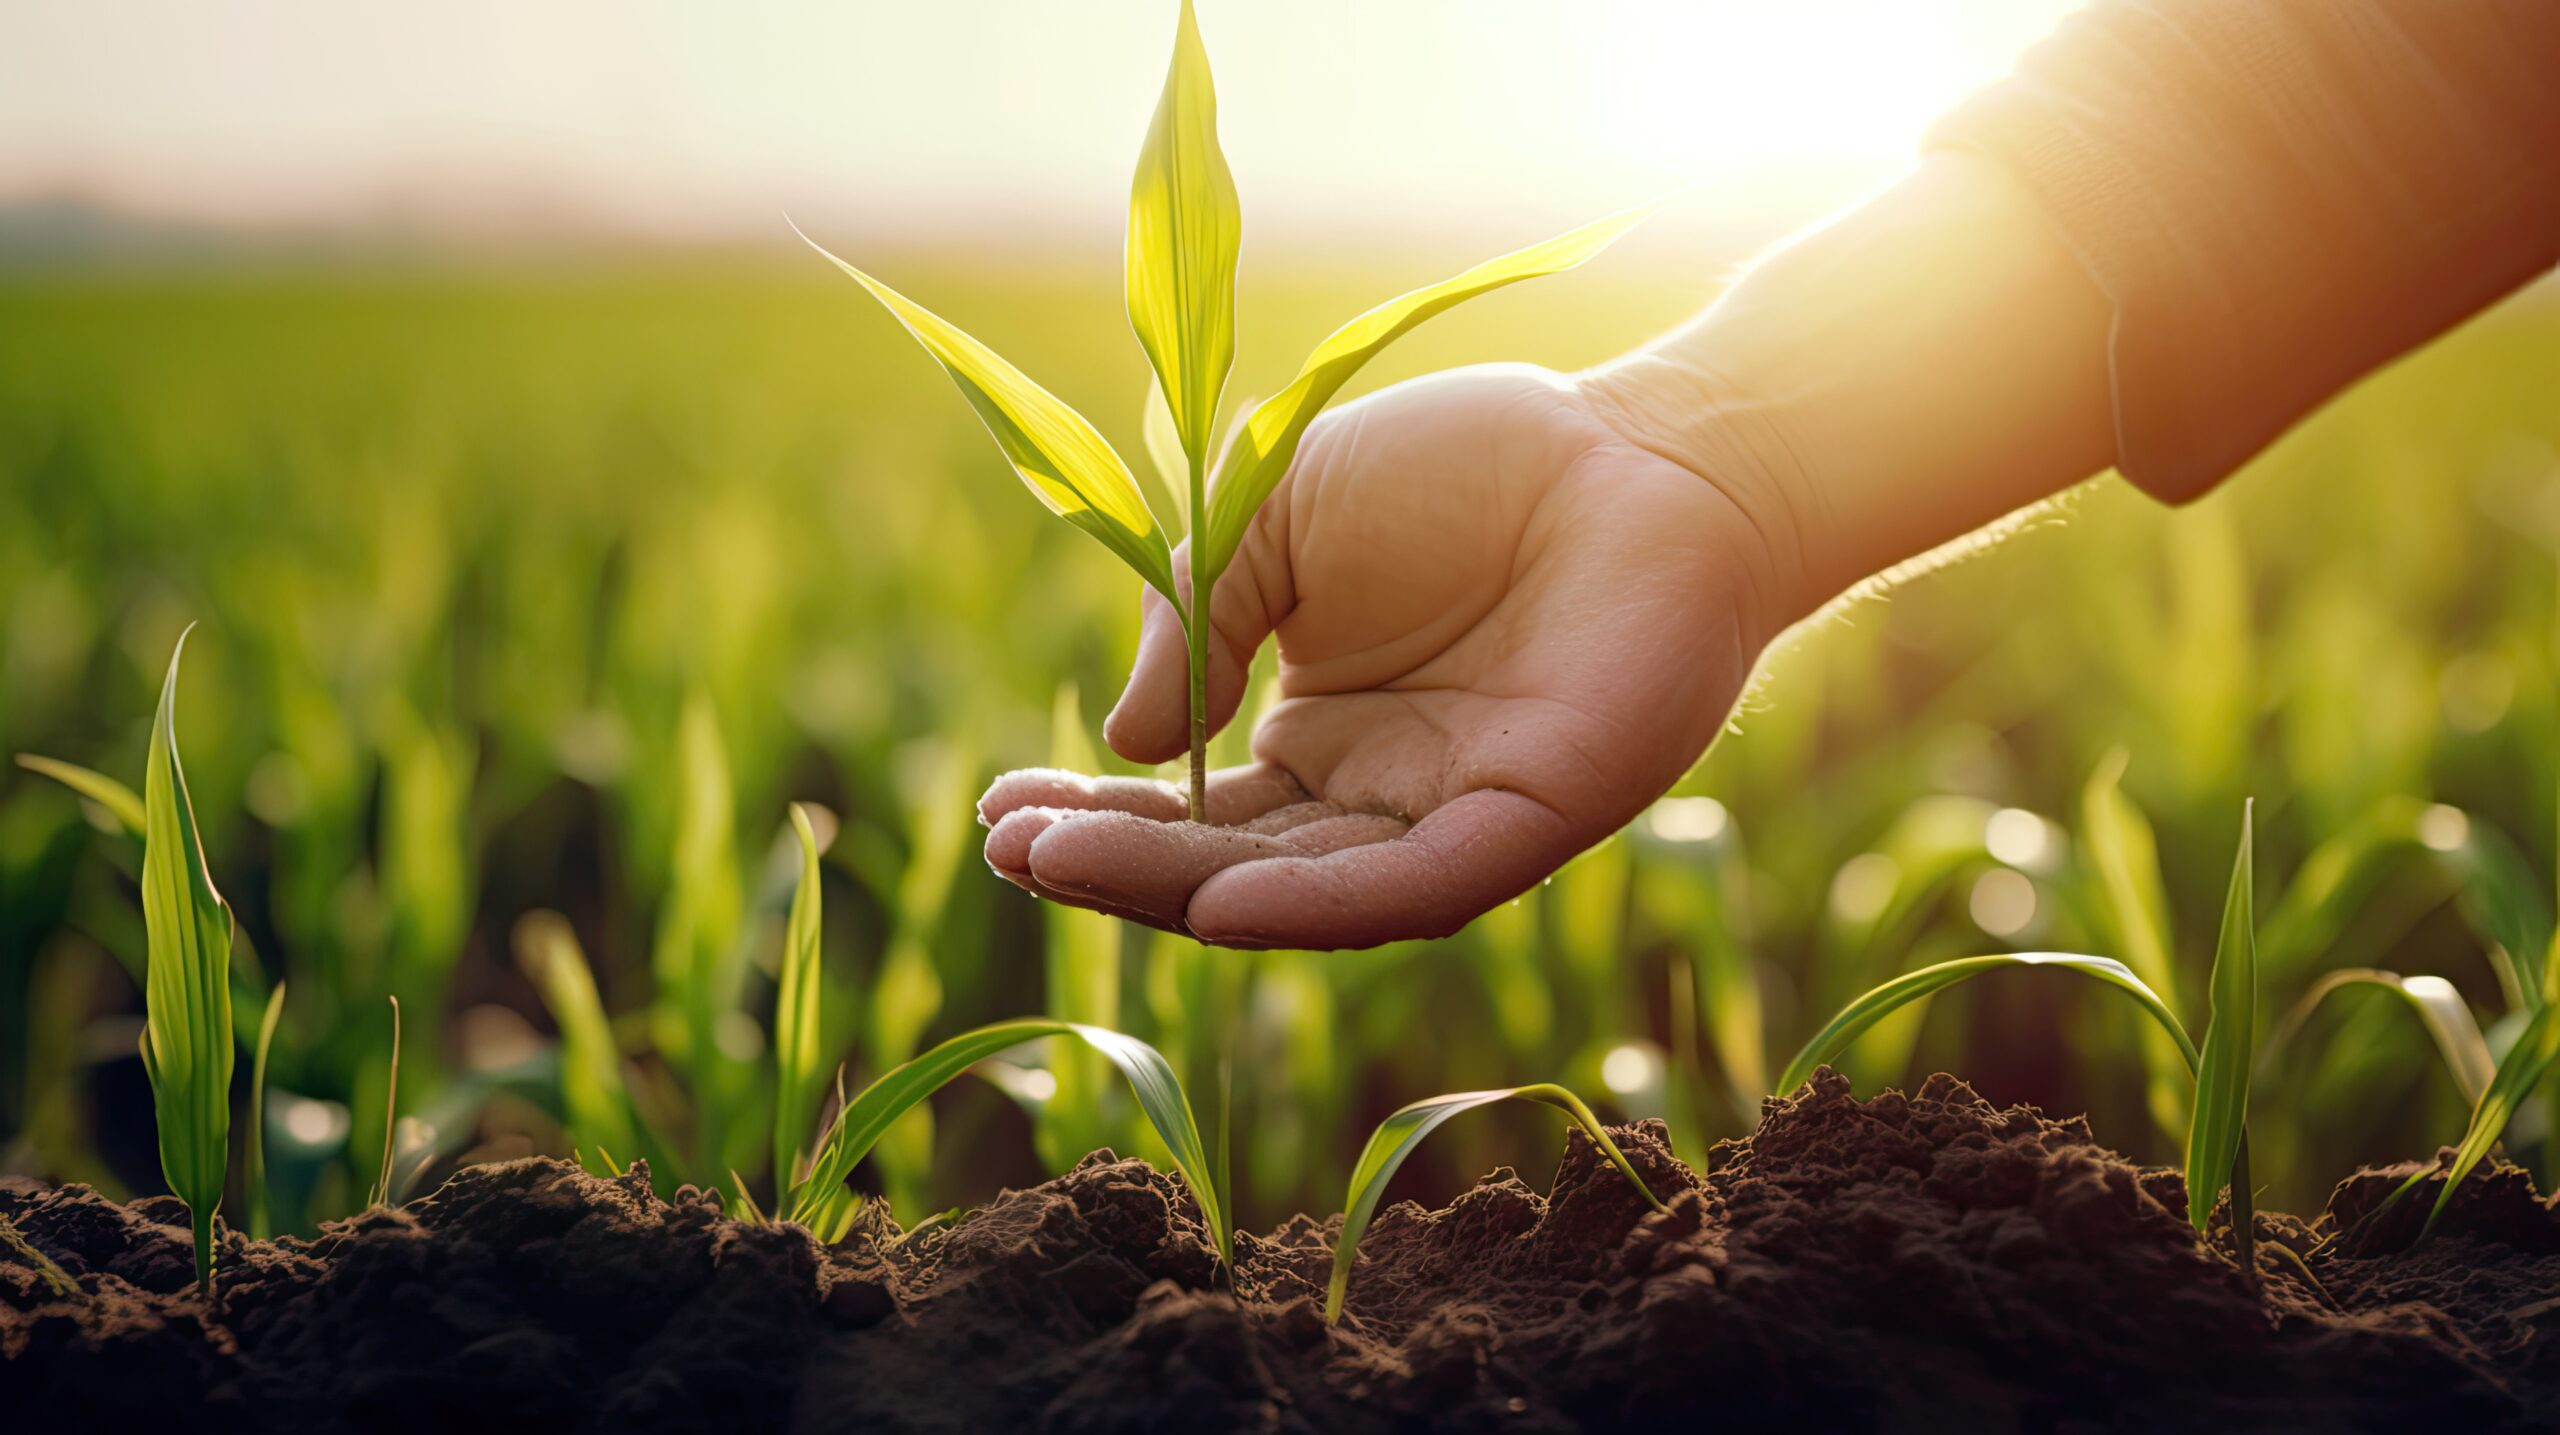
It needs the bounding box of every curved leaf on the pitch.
[16,753,145,836]
[772,804,829,1190]
[1125,0,1238,471]
[2079,750,2189,1137]
[139,628,234,1288]
[1197,200,1657,583]
[1776,952,2197,1097]
[789,1020,1225,1261]
[2264,969,2493,1105]
[2420,997,2560,1236]
[1326,1083,1664,1323]
[795,221,1175,601]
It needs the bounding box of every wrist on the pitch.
[1576,348,1825,641]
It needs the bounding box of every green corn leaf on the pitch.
[788,1019,1225,1262]
[16,753,146,836]
[1326,1083,1665,1324]
[796,220,1176,602]
[2184,801,2254,1235]
[515,910,645,1179]
[2417,996,2560,1237]
[140,628,235,1290]
[2263,969,2493,1105]
[1197,200,1656,584]
[247,981,287,1240]
[1125,0,1238,473]
[772,804,828,1192]
[2080,750,2176,998]
[1776,952,2197,1097]
[2080,750,2191,1138]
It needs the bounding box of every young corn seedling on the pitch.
[1779,803,2264,1280]
[138,629,237,1290]
[771,804,828,1199]
[2183,801,2257,1282]
[787,1019,1226,1264]
[799,0,1651,818]
[1325,1084,1665,1324]
[367,996,402,1209]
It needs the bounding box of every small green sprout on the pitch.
[515,911,652,1176]
[2183,802,2255,1276]
[137,628,236,1290]
[800,0,1652,818]
[1326,1083,1665,1324]
[247,982,288,1239]
[0,1215,79,1300]
[772,804,829,1199]
[367,996,403,1209]
[1776,952,2197,1096]
[789,1019,1225,1262]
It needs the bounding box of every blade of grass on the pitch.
[247,981,287,1239]
[772,804,828,1192]
[0,1215,78,1299]
[138,627,235,1290]
[2184,802,2256,1280]
[15,753,146,836]
[514,910,648,1178]
[2262,969,2493,1105]
[2418,996,2560,1237]
[1195,199,1658,586]
[2080,750,2190,1137]
[788,1019,1226,1263]
[794,220,1176,603]
[368,996,400,1208]
[1776,952,2197,1096]
[1326,1083,1665,1324]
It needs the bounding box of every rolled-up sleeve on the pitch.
[1928,0,2560,503]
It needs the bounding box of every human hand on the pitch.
[977,363,1779,949]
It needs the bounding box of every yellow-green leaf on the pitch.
[1198,200,1656,582]
[2184,801,2255,1232]
[16,753,146,836]
[1125,0,1239,475]
[140,628,235,1288]
[795,220,1174,600]
[1776,952,2196,1097]
[1326,1083,1664,1323]
[772,803,829,1190]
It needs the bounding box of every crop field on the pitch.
[5,257,2553,1246]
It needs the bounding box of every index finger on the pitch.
[1186,789,1579,950]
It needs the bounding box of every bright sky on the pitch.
[0,0,2085,250]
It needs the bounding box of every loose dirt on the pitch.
[7,1070,2556,1431]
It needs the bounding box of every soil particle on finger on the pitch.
[7,1070,2557,1432]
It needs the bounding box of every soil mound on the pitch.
[6,1070,2556,1432]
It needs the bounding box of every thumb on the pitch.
[1104,538,1279,767]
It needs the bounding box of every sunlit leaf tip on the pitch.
[1126,0,1240,468]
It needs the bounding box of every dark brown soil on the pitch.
[7,1070,2558,1432]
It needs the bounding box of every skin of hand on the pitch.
[976,362,1784,950]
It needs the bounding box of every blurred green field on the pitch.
[2,256,2555,1230]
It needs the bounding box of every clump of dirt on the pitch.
[7,1070,2557,1432]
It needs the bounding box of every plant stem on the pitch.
[1185,454,1208,824]
[192,1204,215,1292]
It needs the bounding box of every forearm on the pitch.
[1585,152,2117,628]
